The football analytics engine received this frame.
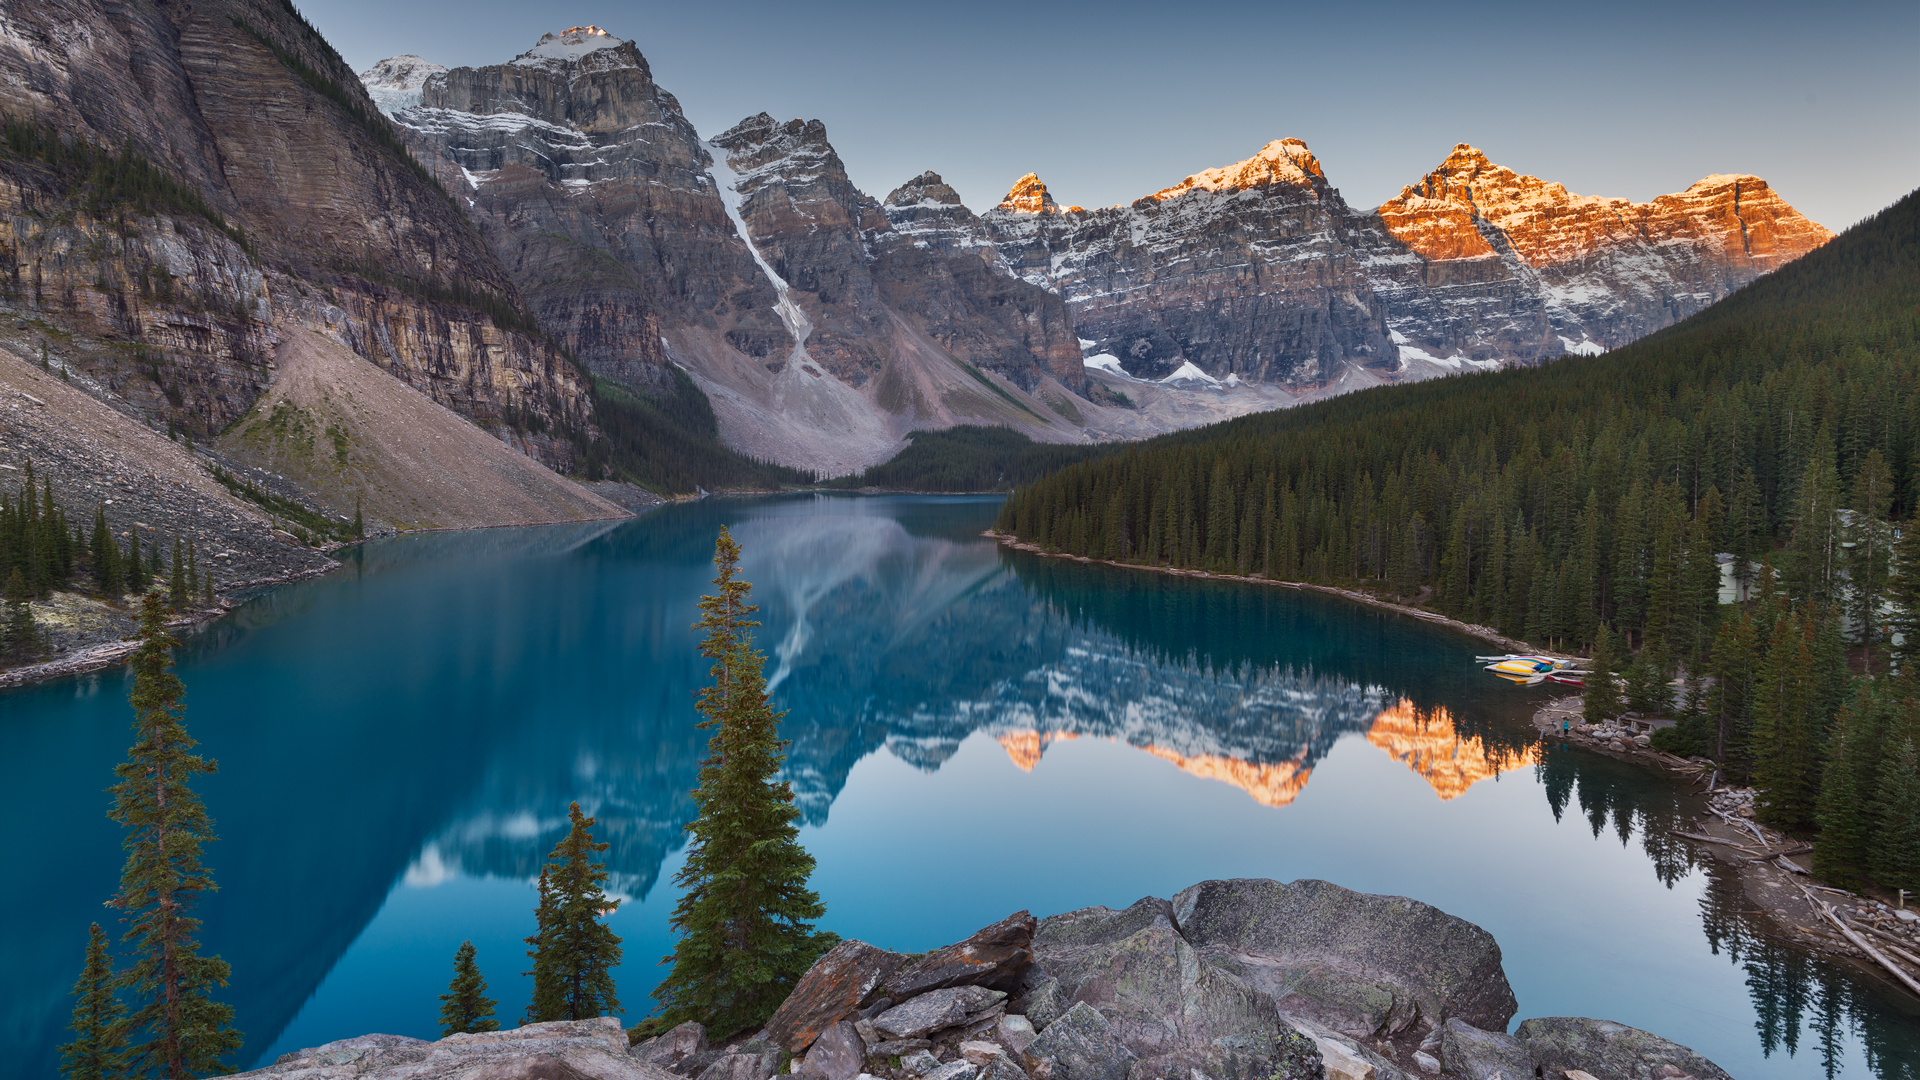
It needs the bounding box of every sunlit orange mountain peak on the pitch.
[1139,745,1313,808]
[1365,700,1536,800]
[996,730,1079,771]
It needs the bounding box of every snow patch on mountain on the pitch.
[358,55,446,116]
[515,26,622,66]
[1160,360,1222,387]
[1558,335,1605,356]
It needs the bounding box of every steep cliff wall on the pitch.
[0,0,592,469]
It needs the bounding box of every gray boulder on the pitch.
[1015,977,1068,1030]
[1515,1017,1732,1080]
[886,911,1039,998]
[697,1044,783,1080]
[876,986,1008,1039]
[273,1034,429,1066]
[766,939,911,1052]
[996,1014,1039,1057]
[1033,899,1282,1059]
[1028,1003,1139,1080]
[1172,879,1518,1038]
[234,1018,669,1079]
[796,1021,867,1080]
[1439,1018,1532,1080]
[926,1062,979,1080]
[901,1050,943,1075]
[634,1021,710,1068]
[981,1054,1033,1080]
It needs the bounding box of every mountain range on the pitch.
[0,7,1833,528]
[365,26,1829,474]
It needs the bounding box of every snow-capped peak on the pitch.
[514,26,623,66]
[358,54,447,116]
[1148,138,1323,202]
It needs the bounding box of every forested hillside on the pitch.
[997,185,1920,889]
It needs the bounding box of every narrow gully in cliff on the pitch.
[704,141,814,369]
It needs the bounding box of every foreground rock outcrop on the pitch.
[242,879,1733,1080]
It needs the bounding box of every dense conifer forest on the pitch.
[996,187,1920,891]
[825,425,1114,491]
[0,465,214,665]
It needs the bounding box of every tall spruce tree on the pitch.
[1874,737,1920,894]
[109,592,241,1077]
[1815,685,1882,886]
[1892,514,1920,676]
[169,537,187,611]
[1752,611,1820,831]
[3,566,44,664]
[1583,624,1622,722]
[92,504,120,597]
[523,803,622,1023]
[59,923,127,1080]
[438,941,499,1036]
[653,528,831,1035]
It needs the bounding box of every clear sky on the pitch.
[307,0,1918,231]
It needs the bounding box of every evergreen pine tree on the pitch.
[523,803,622,1023]
[185,537,198,605]
[1873,737,1920,894]
[58,923,127,1080]
[108,592,241,1077]
[353,496,365,541]
[1582,624,1622,722]
[1753,612,1819,831]
[1815,686,1879,886]
[1623,653,1671,716]
[1892,513,1920,676]
[1708,610,1760,774]
[438,940,499,1036]
[169,536,187,611]
[654,528,832,1035]
[92,505,120,597]
[125,523,146,594]
[3,566,44,664]
[1849,449,1894,668]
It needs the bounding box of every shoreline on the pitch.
[982,529,1551,657]
[988,530,1920,1004]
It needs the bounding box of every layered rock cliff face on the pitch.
[1372,144,1834,360]
[980,140,1830,382]
[389,31,1100,474]
[0,0,592,470]
[983,140,1399,386]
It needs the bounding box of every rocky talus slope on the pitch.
[219,330,623,530]
[0,0,605,515]
[241,878,1731,1080]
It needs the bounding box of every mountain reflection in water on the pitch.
[4,495,1915,1080]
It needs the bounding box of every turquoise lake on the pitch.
[3,494,1916,1078]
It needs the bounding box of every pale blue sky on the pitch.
[309,0,1917,231]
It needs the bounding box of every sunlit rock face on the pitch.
[977,140,1828,383]
[1369,145,1832,361]
[982,140,1398,387]
[1365,701,1538,801]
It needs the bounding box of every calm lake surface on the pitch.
[4,495,1916,1078]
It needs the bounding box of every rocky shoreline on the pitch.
[240,877,1732,1080]
[1532,697,1920,1003]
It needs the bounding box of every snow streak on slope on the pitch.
[705,141,813,370]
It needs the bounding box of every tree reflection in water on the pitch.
[1538,745,1920,1080]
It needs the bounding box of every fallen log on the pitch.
[1801,886,1920,998]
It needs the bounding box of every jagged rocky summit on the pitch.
[979,140,1830,385]
[242,878,1732,1080]
[380,30,1140,477]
